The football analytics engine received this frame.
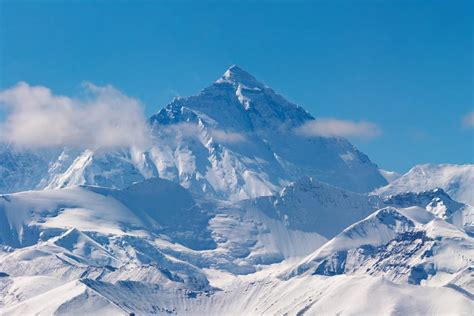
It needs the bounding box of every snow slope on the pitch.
[0,66,387,200]
[284,206,474,292]
[147,65,387,199]
[375,163,474,205]
[245,176,379,238]
[0,146,52,194]
[0,66,473,315]
[382,189,474,235]
[245,176,472,238]
[1,176,472,315]
[5,272,471,316]
[0,178,332,314]
[0,279,124,316]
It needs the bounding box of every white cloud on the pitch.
[462,111,474,128]
[0,82,151,149]
[159,122,201,139]
[209,129,247,144]
[156,122,247,144]
[294,118,382,139]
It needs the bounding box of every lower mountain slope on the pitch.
[0,176,473,315]
[284,206,474,292]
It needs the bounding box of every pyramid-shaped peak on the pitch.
[217,65,265,88]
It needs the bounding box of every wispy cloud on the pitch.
[294,118,382,139]
[0,82,151,149]
[156,122,247,144]
[462,111,474,128]
[209,129,247,144]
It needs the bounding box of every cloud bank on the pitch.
[295,118,382,139]
[462,111,474,128]
[0,82,151,149]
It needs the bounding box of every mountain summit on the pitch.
[1,67,473,315]
[216,65,266,89]
[1,66,387,198]
[151,65,312,131]
[147,66,387,197]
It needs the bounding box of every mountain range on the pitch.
[0,66,472,315]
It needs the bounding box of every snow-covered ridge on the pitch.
[0,178,472,315]
[1,65,473,314]
[246,176,472,238]
[0,178,328,291]
[0,65,387,199]
[146,66,387,196]
[374,163,474,206]
[248,176,378,238]
[283,205,474,291]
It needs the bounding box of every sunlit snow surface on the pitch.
[0,66,473,315]
[375,163,474,206]
[0,66,387,200]
[0,177,473,315]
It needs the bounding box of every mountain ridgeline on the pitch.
[0,66,387,199]
[0,66,473,315]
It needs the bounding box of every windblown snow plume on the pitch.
[155,122,246,144]
[0,82,151,149]
[209,129,247,143]
[295,118,381,139]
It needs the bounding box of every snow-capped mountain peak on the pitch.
[144,67,388,197]
[283,204,474,289]
[216,65,266,90]
[0,63,473,315]
[0,67,388,199]
[374,163,474,206]
[169,64,314,131]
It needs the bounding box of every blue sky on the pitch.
[0,0,472,172]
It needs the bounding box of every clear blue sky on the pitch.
[0,0,472,172]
